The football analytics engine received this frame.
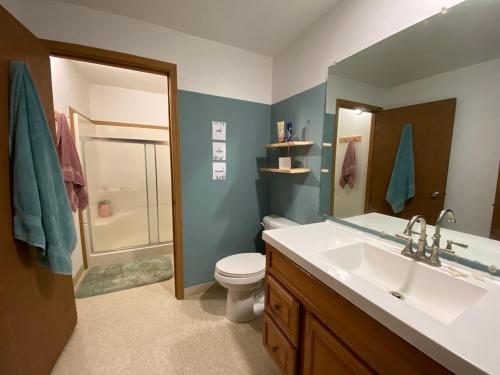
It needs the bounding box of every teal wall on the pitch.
[178,90,270,288]
[269,83,327,224]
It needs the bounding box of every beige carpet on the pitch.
[52,280,278,374]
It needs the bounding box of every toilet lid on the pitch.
[215,253,265,278]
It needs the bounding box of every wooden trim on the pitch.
[47,40,185,300]
[69,107,89,270]
[92,120,169,130]
[69,106,92,122]
[72,264,85,286]
[43,40,177,75]
[330,99,383,215]
[69,106,168,130]
[364,114,377,213]
[336,99,382,113]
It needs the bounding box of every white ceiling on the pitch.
[68,59,168,93]
[52,0,342,56]
[329,0,500,88]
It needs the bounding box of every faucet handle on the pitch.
[396,233,414,257]
[395,233,411,241]
[446,240,468,251]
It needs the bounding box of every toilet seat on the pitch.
[215,253,265,278]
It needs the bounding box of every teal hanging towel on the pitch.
[9,61,76,275]
[386,123,415,213]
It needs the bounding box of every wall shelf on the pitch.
[260,168,311,174]
[264,141,314,148]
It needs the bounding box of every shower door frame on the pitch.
[46,41,185,299]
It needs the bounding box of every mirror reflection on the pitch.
[321,0,500,273]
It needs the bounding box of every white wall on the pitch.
[89,84,168,126]
[4,0,273,104]
[273,0,464,103]
[50,57,91,277]
[50,57,90,116]
[326,74,386,114]
[385,58,500,236]
[333,108,372,218]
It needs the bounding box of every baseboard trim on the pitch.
[72,265,85,288]
[184,281,217,297]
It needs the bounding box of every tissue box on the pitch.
[279,157,291,170]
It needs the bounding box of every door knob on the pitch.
[431,191,440,199]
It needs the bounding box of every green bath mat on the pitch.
[75,255,173,298]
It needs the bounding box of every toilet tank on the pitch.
[262,215,299,230]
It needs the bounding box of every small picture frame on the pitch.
[212,121,226,141]
[212,142,226,161]
[213,162,226,181]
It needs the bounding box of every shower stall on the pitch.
[74,113,173,266]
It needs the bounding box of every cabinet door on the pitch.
[302,314,373,375]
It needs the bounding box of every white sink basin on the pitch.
[321,242,487,324]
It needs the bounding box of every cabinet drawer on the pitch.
[263,312,296,375]
[265,275,300,346]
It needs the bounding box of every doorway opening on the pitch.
[331,99,381,217]
[47,43,184,299]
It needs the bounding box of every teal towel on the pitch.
[386,123,415,213]
[9,62,76,275]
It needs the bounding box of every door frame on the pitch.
[45,40,185,299]
[330,99,382,215]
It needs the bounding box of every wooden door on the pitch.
[490,163,500,240]
[0,6,77,375]
[367,99,456,224]
[302,313,373,374]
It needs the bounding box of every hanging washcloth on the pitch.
[339,140,356,189]
[9,61,76,275]
[56,112,88,212]
[386,123,415,213]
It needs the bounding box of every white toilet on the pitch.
[214,215,299,323]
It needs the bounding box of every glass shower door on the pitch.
[83,139,150,253]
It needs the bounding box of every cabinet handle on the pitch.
[273,303,281,311]
[272,345,279,353]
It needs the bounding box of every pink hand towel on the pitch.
[56,113,88,212]
[339,140,356,189]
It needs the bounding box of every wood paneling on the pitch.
[367,99,456,223]
[302,313,373,374]
[265,275,300,347]
[263,312,297,375]
[45,40,185,299]
[265,244,451,374]
[0,6,77,374]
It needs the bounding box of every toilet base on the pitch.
[225,281,264,323]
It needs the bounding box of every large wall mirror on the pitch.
[320,0,500,275]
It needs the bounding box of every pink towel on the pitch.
[339,140,356,189]
[56,113,88,212]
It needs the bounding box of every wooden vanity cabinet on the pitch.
[263,243,452,375]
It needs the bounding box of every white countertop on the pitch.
[263,220,500,374]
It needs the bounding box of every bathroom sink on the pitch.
[321,243,487,324]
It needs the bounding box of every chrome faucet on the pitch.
[428,209,457,266]
[396,215,428,260]
[396,209,465,267]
